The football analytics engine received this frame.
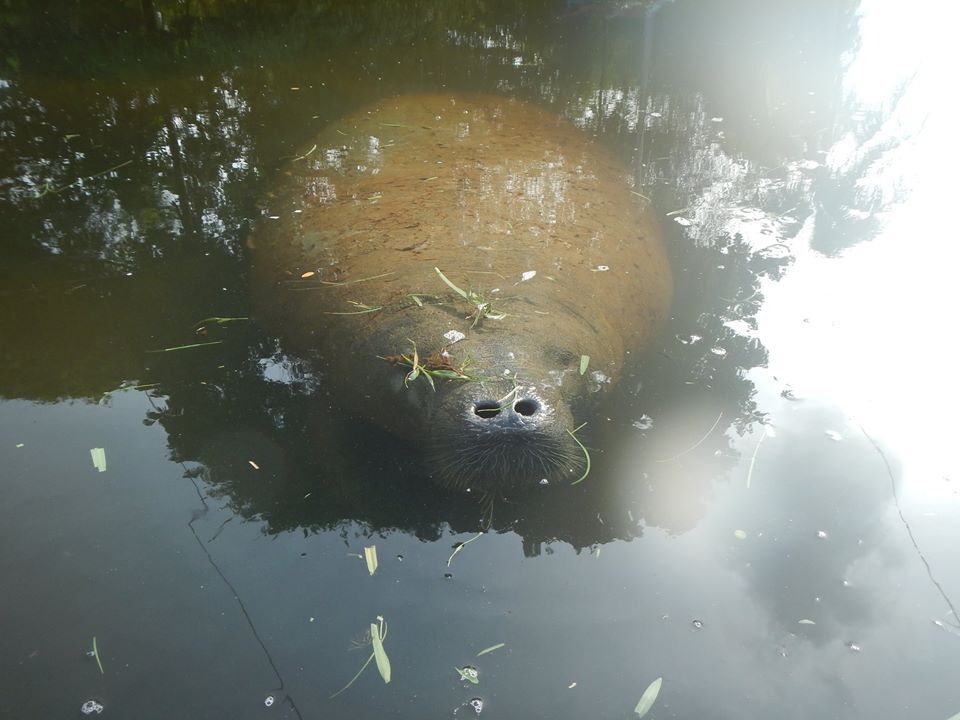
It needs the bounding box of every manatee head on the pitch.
[417,341,589,491]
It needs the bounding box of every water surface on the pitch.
[2,1,958,718]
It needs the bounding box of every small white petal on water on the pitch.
[733,529,747,540]
[816,530,828,539]
[521,270,537,281]
[443,330,466,343]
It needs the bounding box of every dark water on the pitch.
[2,1,958,718]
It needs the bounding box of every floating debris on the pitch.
[692,619,704,629]
[845,641,861,652]
[448,532,484,567]
[592,265,610,272]
[264,695,275,708]
[579,355,590,375]
[521,270,537,281]
[825,430,843,441]
[87,636,104,674]
[468,697,484,714]
[476,643,505,657]
[364,545,378,576]
[456,666,480,684]
[733,529,747,540]
[816,530,828,539]
[673,216,692,227]
[634,676,663,718]
[798,619,816,625]
[146,340,223,353]
[568,682,577,689]
[632,415,654,431]
[248,460,260,470]
[90,449,107,473]
[444,329,466,344]
[15,443,24,448]
[80,700,104,715]
[300,271,316,279]
[330,617,391,698]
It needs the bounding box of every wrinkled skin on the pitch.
[251,94,672,490]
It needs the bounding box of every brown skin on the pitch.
[250,93,672,490]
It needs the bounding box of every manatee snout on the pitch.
[428,381,583,490]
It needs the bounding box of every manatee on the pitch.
[250,94,672,490]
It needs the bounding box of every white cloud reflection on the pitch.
[753,0,960,493]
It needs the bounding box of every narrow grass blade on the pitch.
[92,636,104,674]
[435,267,469,299]
[90,448,107,473]
[370,622,391,684]
[634,677,662,718]
[476,642,505,657]
[329,652,375,698]
[567,424,591,485]
[364,546,378,576]
[146,340,223,353]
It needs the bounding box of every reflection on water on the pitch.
[1,1,958,719]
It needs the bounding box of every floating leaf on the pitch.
[371,620,391,684]
[91,636,104,674]
[456,666,480,684]
[90,448,107,473]
[634,676,662,718]
[476,642,505,657]
[579,355,590,375]
[364,546,378,576]
[798,619,816,625]
[733,529,747,540]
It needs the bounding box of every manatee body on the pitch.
[251,94,672,490]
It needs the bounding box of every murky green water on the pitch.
[2,1,958,718]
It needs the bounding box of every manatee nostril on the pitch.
[513,399,539,416]
[474,401,502,419]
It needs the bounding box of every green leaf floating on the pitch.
[634,676,662,718]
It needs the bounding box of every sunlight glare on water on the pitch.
[753,0,960,494]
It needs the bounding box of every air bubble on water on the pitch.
[264,696,275,708]
[469,697,484,714]
[593,265,610,272]
[460,666,479,682]
[396,554,404,562]
[632,415,654,431]
[692,619,704,629]
[80,700,104,715]
[539,478,549,485]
